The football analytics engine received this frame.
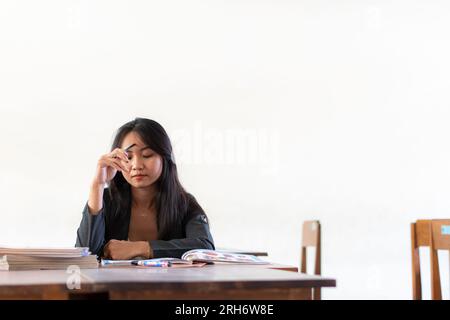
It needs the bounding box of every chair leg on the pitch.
[313,287,321,300]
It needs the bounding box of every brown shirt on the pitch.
[127,207,158,241]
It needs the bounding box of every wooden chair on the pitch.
[300,220,321,300]
[411,219,450,300]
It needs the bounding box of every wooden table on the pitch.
[0,264,335,300]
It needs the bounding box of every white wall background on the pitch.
[1,0,450,299]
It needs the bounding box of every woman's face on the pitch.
[120,131,163,189]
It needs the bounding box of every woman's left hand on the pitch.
[103,240,150,260]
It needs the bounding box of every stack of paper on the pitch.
[0,246,98,271]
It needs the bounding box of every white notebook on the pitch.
[0,246,90,258]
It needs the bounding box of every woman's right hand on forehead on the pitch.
[92,148,132,186]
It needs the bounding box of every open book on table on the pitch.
[101,249,270,267]
[181,249,270,264]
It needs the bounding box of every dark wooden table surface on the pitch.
[0,264,335,300]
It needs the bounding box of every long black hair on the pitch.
[108,118,189,240]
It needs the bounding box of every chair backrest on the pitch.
[411,219,450,300]
[301,220,321,300]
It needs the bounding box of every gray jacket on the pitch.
[75,190,215,258]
